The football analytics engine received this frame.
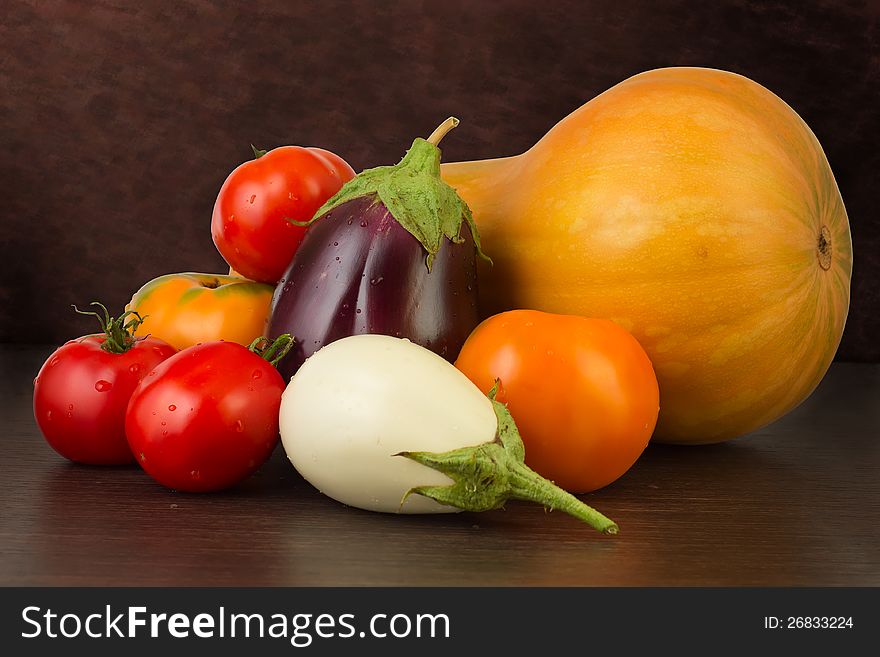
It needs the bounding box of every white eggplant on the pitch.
[279,334,618,533]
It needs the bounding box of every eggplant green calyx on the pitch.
[397,382,619,534]
[293,117,491,271]
[248,333,295,368]
[73,302,148,355]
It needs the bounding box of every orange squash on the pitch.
[442,67,852,444]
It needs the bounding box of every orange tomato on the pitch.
[455,310,659,493]
[127,273,273,351]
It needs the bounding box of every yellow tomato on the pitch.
[127,273,273,351]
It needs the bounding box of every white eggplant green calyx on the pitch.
[290,116,491,271]
[399,386,619,534]
[278,334,618,534]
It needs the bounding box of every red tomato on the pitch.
[211,146,356,283]
[33,306,176,465]
[455,310,660,493]
[125,340,289,492]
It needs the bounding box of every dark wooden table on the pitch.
[2,345,878,586]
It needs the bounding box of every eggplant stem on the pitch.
[398,395,620,534]
[426,117,460,146]
[508,465,619,534]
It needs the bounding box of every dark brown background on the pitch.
[1,0,878,358]
[2,2,879,590]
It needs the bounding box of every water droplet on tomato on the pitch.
[369,276,384,286]
[249,194,256,204]
[46,410,53,421]
[66,411,73,418]
[228,214,235,222]
[129,363,141,374]
[49,357,60,367]
[191,470,200,480]
[95,380,112,392]
[252,370,262,379]
[288,192,299,201]
[235,420,244,432]
[359,220,368,227]
[168,404,176,411]
[356,308,362,314]
[33,377,39,386]
[333,241,338,246]
[162,430,168,436]
[68,403,74,410]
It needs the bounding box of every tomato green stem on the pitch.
[72,302,147,354]
[248,334,295,368]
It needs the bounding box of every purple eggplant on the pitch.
[267,118,490,381]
